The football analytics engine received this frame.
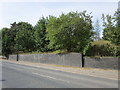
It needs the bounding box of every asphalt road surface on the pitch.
[1,60,118,88]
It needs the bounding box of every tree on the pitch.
[102,9,120,45]
[14,22,35,52]
[111,9,120,45]
[46,11,93,52]
[102,14,114,41]
[34,17,49,52]
[2,22,35,58]
[2,28,15,58]
[93,19,101,40]
[1,22,21,58]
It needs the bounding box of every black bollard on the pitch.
[82,53,85,67]
[17,53,19,61]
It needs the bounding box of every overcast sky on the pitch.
[0,0,119,36]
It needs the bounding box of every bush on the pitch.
[85,40,120,56]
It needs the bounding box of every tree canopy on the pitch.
[102,9,120,45]
[2,27,14,58]
[46,11,93,52]
[1,10,120,57]
[2,22,35,58]
[34,17,49,52]
[14,22,35,52]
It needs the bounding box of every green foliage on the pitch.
[14,22,35,52]
[83,42,91,55]
[102,14,114,41]
[85,40,120,56]
[1,10,119,57]
[34,17,49,52]
[102,9,120,45]
[2,22,35,57]
[2,28,15,58]
[46,11,93,52]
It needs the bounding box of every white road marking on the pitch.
[32,72,70,83]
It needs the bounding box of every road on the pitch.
[1,60,118,88]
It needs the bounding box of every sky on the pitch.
[0,0,119,37]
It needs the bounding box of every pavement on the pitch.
[1,59,119,88]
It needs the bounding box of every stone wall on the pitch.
[8,53,119,69]
[84,57,119,69]
[9,53,82,67]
